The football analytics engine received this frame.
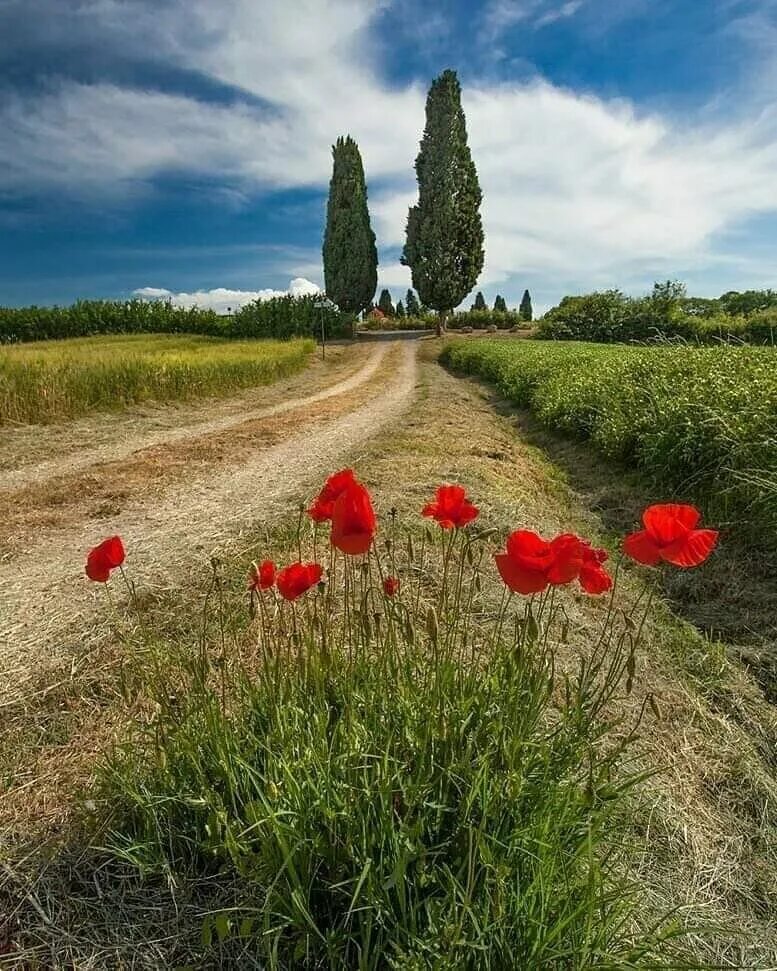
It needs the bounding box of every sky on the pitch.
[1,0,776,314]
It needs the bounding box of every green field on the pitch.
[441,338,777,538]
[0,333,315,424]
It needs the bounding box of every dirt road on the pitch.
[0,339,418,698]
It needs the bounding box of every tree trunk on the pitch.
[436,310,447,337]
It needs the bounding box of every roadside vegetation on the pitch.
[441,338,777,543]
[0,334,314,424]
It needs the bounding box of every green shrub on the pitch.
[449,308,526,330]
[230,296,350,340]
[441,339,777,540]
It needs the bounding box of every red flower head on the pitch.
[579,543,613,595]
[330,480,377,555]
[276,562,324,601]
[422,484,480,530]
[308,468,356,523]
[624,504,718,568]
[248,559,276,592]
[495,530,584,595]
[383,576,400,597]
[85,535,125,583]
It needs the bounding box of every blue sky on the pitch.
[1,0,776,313]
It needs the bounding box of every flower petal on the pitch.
[495,553,549,594]
[623,529,662,566]
[661,529,719,568]
[643,504,699,544]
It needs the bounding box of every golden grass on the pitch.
[0,333,315,424]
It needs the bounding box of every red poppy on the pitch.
[579,544,613,595]
[330,480,377,555]
[248,559,276,591]
[85,535,125,583]
[276,562,324,601]
[624,504,718,568]
[495,530,584,595]
[422,484,479,529]
[383,576,400,597]
[308,468,356,522]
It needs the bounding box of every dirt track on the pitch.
[0,340,418,698]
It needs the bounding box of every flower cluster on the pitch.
[86,471,719,611]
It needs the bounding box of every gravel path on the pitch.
[0,340,417,696]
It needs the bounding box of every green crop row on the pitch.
[441,339,777,539]
[0,334,315,424]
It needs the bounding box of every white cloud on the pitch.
[2,0,777,306]
[134,278,321,314]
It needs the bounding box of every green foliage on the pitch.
[472,290,486,311]
[494,294,507,312]
[229,295,349,341]
[0,335,314,424]
[0,299,223,344]
[519,289,533,322]
[442,339,777,542]
[538,284,777,345]
[402,70,484,321]
[395,300,405,317]
[448,309,526,330]
[322,135,378,315]
[101,520,678,968]
[378,288,395,316]
[405,289,421,317]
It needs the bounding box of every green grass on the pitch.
[94,513,691,969]
[0,333,315,424]
[441,338,777,541]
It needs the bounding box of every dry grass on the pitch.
[0,338,775,966]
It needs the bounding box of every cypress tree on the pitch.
[323,135,378,317]
[406,289,421,317]
[378,288,394,316]
[396,300,405,317]
[402,69,484,337]
[494,294,507,312]
[520,289,533,322]
[473,291,486,311]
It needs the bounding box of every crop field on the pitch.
[0,333,315,424]
[441,338,777,539]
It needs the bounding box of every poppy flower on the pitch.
[248,559,276,591]
[330,480,377,555]
[495,530,584,595]
[422,484,479,529]
[578,544,613,595]
[308,468,356,522]
[624,504,718,568]
[86,535,125,583]
[383,576,400,597]
[276,562,324,601]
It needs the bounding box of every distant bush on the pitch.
[0,299,225,344]
[537,285,777,346]
[0,295,354,345]
[229,295,350,340]
[448,309,528,330]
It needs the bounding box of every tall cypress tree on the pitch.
[395,300,405,317]
[473,291,486,311]
[520,289,533,322]
[402,70,484,337]
[323,135,378,317]
[494,294,507,312]
[378,288,394,316]
[405,289,421,317]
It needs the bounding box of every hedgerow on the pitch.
[441,339,777,540]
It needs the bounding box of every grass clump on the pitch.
[0,333,315,424]
[441,339,777,542]
[97,489,688,968]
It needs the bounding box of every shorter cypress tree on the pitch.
[473,291,486,311]
[406,289,421,317]
[494,294,507,312]
[520,290,533,322]
[396,300,405,317]
[378,289,395,317]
